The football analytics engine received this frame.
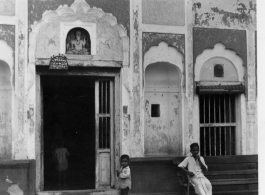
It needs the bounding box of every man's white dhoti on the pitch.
[190,176,212,195]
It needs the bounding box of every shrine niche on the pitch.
[66,27,91,55]
[30,0,129,69]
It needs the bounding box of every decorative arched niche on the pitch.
[65,26,91,55]
[29,0,129,69]
[0,40,13,159]
[144,42,184,156]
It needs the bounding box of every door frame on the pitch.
[35,66,121,192]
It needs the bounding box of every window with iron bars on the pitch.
[199,94,236,156]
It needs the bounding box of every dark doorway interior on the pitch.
[42,75,95,190]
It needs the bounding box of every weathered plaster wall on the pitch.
[0,25,15,86]
[12,0,29,160]
[0,25,15,51]
[0,26,15,160]
[144,63,182,155]
[142,33,185,60]
[129,0,189,157]
[142,0,185,26]
[193,0,256,29]
[0,0,15,16]
[28,0,129,35]
[193,28,247,66]
[0,60,12,159]
[129,0,143,157]
[35,16,123,61]
[193,0,257,154]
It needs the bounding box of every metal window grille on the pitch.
[98,80,110,149]
[199,94,236,156]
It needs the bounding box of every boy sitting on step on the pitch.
[178,143,212,195]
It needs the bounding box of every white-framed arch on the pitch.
[194,43,244,82]
[144,41,184,73]
[0,40,13,78]
[143,41,185,155]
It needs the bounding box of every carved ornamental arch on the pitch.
[194,43,244,83]
[29,0,129,68]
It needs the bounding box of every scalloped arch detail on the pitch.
[29,0,129,65]
[144,42,184,73]
[194,43,244,82]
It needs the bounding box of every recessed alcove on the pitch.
[0,60,12,159]
[65,27,91,55]
[144,62,182,155]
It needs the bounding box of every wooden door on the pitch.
[95,80,114,188]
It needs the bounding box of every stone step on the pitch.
[189,190,258,195]
[211,178,258,185]
[37,189,119,195]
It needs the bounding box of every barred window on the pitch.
[199,94,236,156]
[98,80,111,149]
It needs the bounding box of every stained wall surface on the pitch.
[144,63,182,155]
[0,61,12,159]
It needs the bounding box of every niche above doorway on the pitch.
[60,20,96,56]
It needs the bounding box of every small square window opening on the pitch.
[151,104,160,117]
[214,64,224,77]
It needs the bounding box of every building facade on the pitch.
[0,0,257,194]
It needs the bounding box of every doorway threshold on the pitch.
[37,189,119,195]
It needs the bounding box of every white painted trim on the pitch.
[0,16,17,25]
[194,43,244,82]
[140,24,186,34]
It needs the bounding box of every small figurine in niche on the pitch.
[66,28,90,55]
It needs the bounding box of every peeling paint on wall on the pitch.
[27,105,34,134]
[142,33,185,60]
[0,25,15,53]
[193,28,247,67]
[193,0,256,28]
[130,1,143,157]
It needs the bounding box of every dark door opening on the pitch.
[42,75,96,190]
